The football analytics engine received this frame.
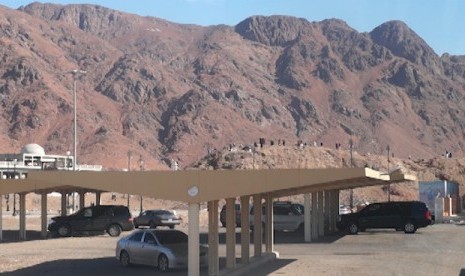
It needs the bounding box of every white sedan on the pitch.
[116,229,208,272]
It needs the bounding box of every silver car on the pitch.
[116,229,208,272]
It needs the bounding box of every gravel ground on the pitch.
[1,215,465,275]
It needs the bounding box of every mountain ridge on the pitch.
[0,3,464,173]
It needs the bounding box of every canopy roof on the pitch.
[0,167,416,202]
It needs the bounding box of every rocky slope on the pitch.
[0,3,464,172]
[190,144,465,205]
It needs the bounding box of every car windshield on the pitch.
[154,231,188,244]
[153,210,173,216]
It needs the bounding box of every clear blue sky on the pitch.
[1,0,464,55]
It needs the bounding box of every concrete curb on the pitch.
[220,252,279,276]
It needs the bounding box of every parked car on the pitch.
[339,205,352,215]
[274,201,304,214]
[336,201,432,234]
[134,209,182,229]
[220,203,241,227]
[116,229,208,272]
[48,205,134,237]
[250,201,304,232]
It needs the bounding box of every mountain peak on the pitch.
[370,20,440,69]
[235,15,310,46]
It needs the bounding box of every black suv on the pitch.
[337,201,432,234]
[220,203,241,227]
[48,205,134,237]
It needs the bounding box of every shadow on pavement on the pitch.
[0,230,107,243]
[245,258,296,275]
[0,230,44,243]
[200,230,344,245]
[1,257,211,276]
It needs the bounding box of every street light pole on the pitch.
[139,155,144,214]
[386,145,391,202]
[70,69,87,171]
[127,151,132,208]
[70,70,85,213]
[13,159,17,216]
[349,138,354,211]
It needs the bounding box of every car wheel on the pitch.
[158,254,169,272]
[347,222,359,234]
[169,225,175,229]
[404,221,416,234]
[107,224,122,237]
[134,224,139,229]
[120,250,131,267]
[57,224,71,237]
[149,221,157,229]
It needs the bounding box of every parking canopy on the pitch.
[0,167,415,202]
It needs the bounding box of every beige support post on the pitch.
[318,191,324,237]
[304,193,312,242]
[208,200,219,276]
[324,190,331,234]
[225,198,236,269]
[188,202,200,276]
[61,192,67,216]
[19,193,26,240]
[264,193,273,253]
[41,193,48,239]
[331,190,340,232]
[240,196,250,264]
[0,191,3,241]
[79,191,85,209]
[253,194,262,257]
[311,192,318,240]
[96,191,101,206]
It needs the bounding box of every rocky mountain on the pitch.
[0,3,464,171]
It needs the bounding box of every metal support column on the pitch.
[264,193,273,253]
[19,193,26,240]
[207,200,219,276]
[240,196,250,264]
[188,203,200,276]
[225,198,236,269]
[41,193,48,239]
[253,194,262,257]
[304,193,312,242]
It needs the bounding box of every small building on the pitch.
[0,143,102,179]
[419,180,460,218]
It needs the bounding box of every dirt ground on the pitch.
[1,216,465,275]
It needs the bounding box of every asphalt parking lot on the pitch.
[1,221,464,275]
